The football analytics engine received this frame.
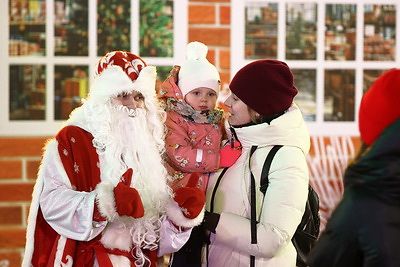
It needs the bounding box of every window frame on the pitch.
[1,0,188,136]
[231,0,399,136]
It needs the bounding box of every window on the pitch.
[2,0,187,136]
[231,0,399,136]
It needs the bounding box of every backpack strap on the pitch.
[209,167,229,213]
[206,167,229,267]
[258,145,320,267]
[249,145,282,267]
[260,145,283,195]
[249,145,258,267]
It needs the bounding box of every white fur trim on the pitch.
[133,66,157,97]
[95,181,118,221]
[109,254,131,266]
[90,66,134,100]
[165,199,205,228]
[100,220,132,250]
[22,139,56,266]
[54,236,72,266]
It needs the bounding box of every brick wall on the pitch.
[0,137,49,266]
[188,0,231,88]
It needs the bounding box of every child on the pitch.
[158,41,241,193]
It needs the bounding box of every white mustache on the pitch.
[115,105,144,117]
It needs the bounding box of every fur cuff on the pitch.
[165,199,205,228]
[91,66,134,100]
[95,181,118,221]
[134,66,157,98]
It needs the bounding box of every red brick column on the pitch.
[188,0,231,87]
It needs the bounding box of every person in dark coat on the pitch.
[307,68,400,267]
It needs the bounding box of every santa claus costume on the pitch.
[22,51,205,267]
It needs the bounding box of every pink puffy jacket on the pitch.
[159,76,225,192]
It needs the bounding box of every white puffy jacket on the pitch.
[202,103,310,267]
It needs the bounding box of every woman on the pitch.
[307,68,400,267]
[202,59,310,266]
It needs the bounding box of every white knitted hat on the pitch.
[178,42,220,98]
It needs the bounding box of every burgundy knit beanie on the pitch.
[359,68,400,146]
[229,60,298,116]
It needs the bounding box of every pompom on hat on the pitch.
[358,68,400,146]
[229,59,298,117]
[178,42,220,98]
[89,51,156,102]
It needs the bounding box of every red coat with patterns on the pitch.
[27,125,157,267]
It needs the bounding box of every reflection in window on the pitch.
[10,65,46,120]
[140,0,174,57]
[9,0,46,56]
[286,3,317,60]
[98,0,131,56]
[363,69,388,93]
[325,4,356,61]
[292,69,316,121]
[54,66,88,120]
[245,3,278,59]
[364,5,396,61]
[324,69,355,121]
[54,0,88,56]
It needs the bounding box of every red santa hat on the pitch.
[229,59,298,117]
[178,42,220,98]
[89,51,156,101]
[359,68,400,146]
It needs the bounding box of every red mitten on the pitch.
[113,168,144,218]
[219,141,242,167]
[173,173,205,219]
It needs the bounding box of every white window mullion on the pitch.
[356,3,364,63]
[316,2,325,62]
[45,62,54,122]
[1,2,9,130]
[173,0,188,65]
[277,1,286,60]
[88,0,98,65]
[353,3,365,131]
[315,61,325,124]
[230,0,245,77]
[396,1,400,63]
[46,0,54,122]
[131,0,139,55]
[315,2,325,125]
[46,0,54,58]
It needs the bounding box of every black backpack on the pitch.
[250,145,320,267]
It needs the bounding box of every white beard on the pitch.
[97,106,167,189]
[75,101,172,266]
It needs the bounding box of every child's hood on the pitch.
[158,75,184,101]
